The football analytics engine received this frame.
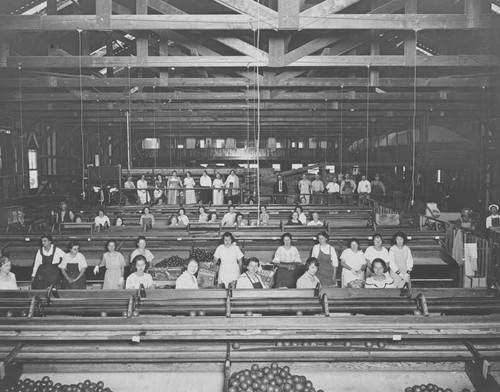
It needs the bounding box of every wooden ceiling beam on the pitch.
[1,100,481,111]
[12,75,494,89]
[3,90,486,102]
[5,55,499,68]
[0,14,498,31]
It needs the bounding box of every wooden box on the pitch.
[375,213,400,226]
[197,267,217,288]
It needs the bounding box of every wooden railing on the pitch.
[421,215,494,286]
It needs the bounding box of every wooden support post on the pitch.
[370,31,379,86]
[159,31,169,86]
[106,40,114,77]
[96,0,112,30]
[47,0,59,54]
[278,0,300,29]
[223,342,232,392]
[404,0,417,67]
[465,0,484,28]
[136,0,148,67]
[269,33,285,68]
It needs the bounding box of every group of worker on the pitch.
[0,229,413,292]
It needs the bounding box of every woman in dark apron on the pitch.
[272,233,302,288]
[236,257,265,289]
[32,234,65,289]
[60,241,87,289]
[311,231,339,287]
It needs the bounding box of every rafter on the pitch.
[0,14,498,31]
[5,55,499,68]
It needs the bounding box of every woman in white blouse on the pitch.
[272,232,302,288]
[175,259,199,289]
[198,206,209,222]
[94,209,110,229]
[364,233,389,278]
[184,171,197,204]
[340,238,366,288]
[136,174,150,205]
[212,173,224,206]
[177,208,190,226]
[126,255,155,289]
[129,236,156,266]
[213,232,244,288]
[0,257,18,290]
[388,231,414,288]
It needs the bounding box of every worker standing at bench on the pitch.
[357,175,371,206]
[60,241,87,289]
[32,234,65,289]
[213,232,243,288]
[272,233,302,288]
[388,231,413,289]
[311,232,338,287]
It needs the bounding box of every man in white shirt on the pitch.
[357,175,371,206]
[311,174,325,205]
[199,171,212,205]
[486,204,500,230]
[326,175,340,205]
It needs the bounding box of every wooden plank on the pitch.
[0,14,498,31]
[5,55,499,69]
[296,14,500,30]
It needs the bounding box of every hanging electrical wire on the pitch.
[126,65,132,171]
[77,29,85,201]
[340,84,344,174]
[366,66,370,177]
[255,0,262,219]
[152,85,157,177]
[324,99,328,168]
[18,66,26,191]
[168,99,172,168]
[411,30,418,206]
